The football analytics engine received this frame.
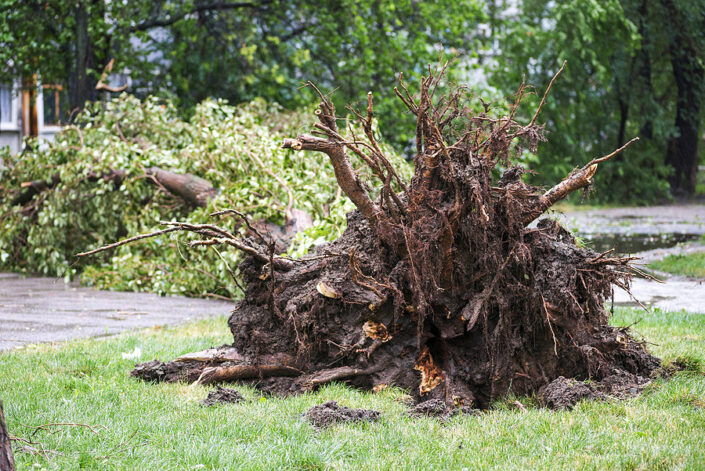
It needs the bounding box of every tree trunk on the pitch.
[69,1,99,117]
[0,401,15,471]
[11,168,216,209]
[663,0,704,197]
[636,0,654,141]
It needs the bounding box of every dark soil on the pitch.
[202,386,245,406]
[304,401,380,429]
[409,399,479,418]
[540,377,602,409]
[410,399,451,417]
[409,399,457,419]
[131,359,205,383]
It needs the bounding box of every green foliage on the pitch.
[489,0,703,204]
[0,95,410,298]
[1,0,486,152]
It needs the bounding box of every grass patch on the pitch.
[649,251,705,278]
[2,308,705,470]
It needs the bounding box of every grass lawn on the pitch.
[1,308,704,470]
[649,251,705,279]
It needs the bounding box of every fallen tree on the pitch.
[10,167,216,209]
[84,64,659,407]
[0,97,373,298]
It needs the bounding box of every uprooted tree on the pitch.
[82,63,660,408]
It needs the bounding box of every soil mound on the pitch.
[305,401,380,429]
[202,386,245,406]
[95,63,659,410]
[540,377,601,409]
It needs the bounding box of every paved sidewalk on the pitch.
[0,273,232,350]
[559,204,705,313]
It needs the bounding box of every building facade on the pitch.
[0,80,66,155]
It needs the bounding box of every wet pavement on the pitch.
[0,273,232,350]
[555,204,705,253]
[553,203,705,313]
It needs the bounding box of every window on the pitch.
[0,83,12,123]
[42,84,69,126]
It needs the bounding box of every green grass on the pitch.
[1,309,705,470]
[649,251,705,279]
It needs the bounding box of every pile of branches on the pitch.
[87,62,659,408]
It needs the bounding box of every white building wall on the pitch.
[0,79,61,156]
[0,80,21,155]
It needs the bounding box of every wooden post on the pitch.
[0,401,15,471]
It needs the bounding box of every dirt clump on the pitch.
[131,360,205,383]
[202,386,245,406]
[599,370,651,398]
[540,377,602,409]
[305,401,380,429]
[410,399,451,417]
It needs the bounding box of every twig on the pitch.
[76,228,180,257]
[583,137,640,168]
[540,294,559,356]
[211,208,271,245]
[213,246,244,293]
[29,422,106,437]
[588,248,615,263]
[95,58,128,93]
[529,60,566,127]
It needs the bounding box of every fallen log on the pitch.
[145,167,218,207]
[10,167,215,208]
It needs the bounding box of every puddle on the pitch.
[581,232,702,254]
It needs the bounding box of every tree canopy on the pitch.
[490,0,705,201]
[2,0,703,202]
[0,0,485,149]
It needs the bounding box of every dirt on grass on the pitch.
[539,369,655,409]
[304,401,380,429]
[202,386,245,406]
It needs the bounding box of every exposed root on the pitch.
[123,61,659,409]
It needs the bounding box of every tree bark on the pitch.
[145,168,218,207]
[663,0,704,197]
[0,401,15,471]
[69,1,99,117]
[10,168,216,209]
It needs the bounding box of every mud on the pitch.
[540,377,601,409]
[201,386,245,406]
[304,401,380,429]
[540,369,654,409]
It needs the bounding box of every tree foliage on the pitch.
[490,0,705,201]
[0,95,410,298]
[0,0,485,149]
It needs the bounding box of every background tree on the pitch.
[0,0,485,149]
[490,0,705,201]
